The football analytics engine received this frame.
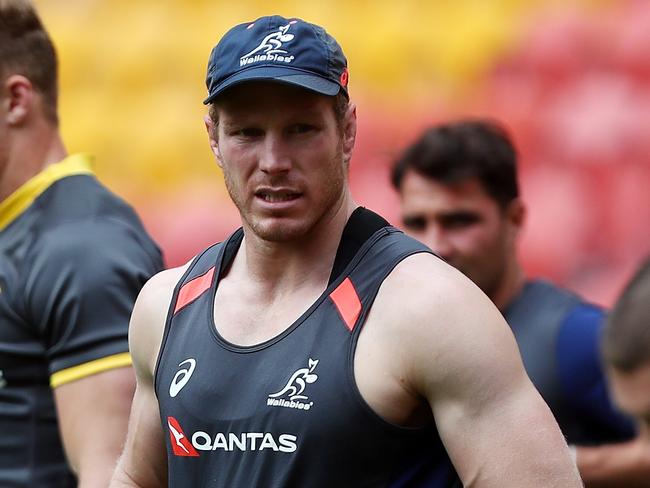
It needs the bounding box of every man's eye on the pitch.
[441,214,480,229]
[233,128,263,137]
[289,124,315,134]
[402,216,426,231]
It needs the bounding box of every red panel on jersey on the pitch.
[173,267,215,314]
[167,416,199,457]
[330,277,362,331]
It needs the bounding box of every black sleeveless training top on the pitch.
[154,208,460,487]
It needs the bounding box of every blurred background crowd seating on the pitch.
[35,0,650,306]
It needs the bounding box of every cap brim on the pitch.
[203,65,341,104]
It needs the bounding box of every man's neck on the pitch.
[235,194,357,296]
[491,257,526,312]
[0,123,66,202]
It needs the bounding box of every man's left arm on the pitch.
[54,367,136,486]
[28,220,163,486]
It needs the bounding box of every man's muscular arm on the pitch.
[110,267,187,487]
[382,254,583,487]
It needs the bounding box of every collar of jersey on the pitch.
[0,153,95,231]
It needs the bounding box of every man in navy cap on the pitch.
[111,16,581,487]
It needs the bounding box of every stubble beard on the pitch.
[223,151,347,244]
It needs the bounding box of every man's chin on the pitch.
[248,219,310,243]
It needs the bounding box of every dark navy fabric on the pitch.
[556,303,636,442]
[204,15,348,103]
[328,208,389,285]
[155,210,460,487]
[505,280,636,446]
[0,174,163,487]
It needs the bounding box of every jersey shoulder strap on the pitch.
[328,223,436,334]
[153,228,243,391]
[171,228,243,314]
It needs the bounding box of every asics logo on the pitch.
[269,358,319,401]
[169,358,196,398]
[240,22,297,67]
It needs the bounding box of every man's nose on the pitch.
[421,226,453,260]
[259,134,292,174]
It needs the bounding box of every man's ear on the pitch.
[3,75,33,126]
[506,198,526,233]
[203,114,222,167]
[342,102,357,165]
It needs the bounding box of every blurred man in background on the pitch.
[391,119,641,485]
[593,257,650,487]
[0,1,163,486]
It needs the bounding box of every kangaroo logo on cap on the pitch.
[240,22,297,67]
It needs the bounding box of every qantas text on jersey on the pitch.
[168,417,297,455]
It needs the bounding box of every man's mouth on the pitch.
[256,190,301,202]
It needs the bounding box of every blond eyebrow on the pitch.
[219,119,241,131]
[220,104,328,128]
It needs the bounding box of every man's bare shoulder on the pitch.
[133,264,191,325]
[368,252,520,388]
[140,265,189,302]
[129,263,191,376]
[378,252,497,326]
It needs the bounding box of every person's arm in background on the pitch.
[577,434,650,488]
[28,220,163,487]
[556,304,650,486]
[54,367,136,486]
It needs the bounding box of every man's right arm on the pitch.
[110,267,187,487]
[577,435,650,488]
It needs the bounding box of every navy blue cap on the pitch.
[204,15,349,104]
